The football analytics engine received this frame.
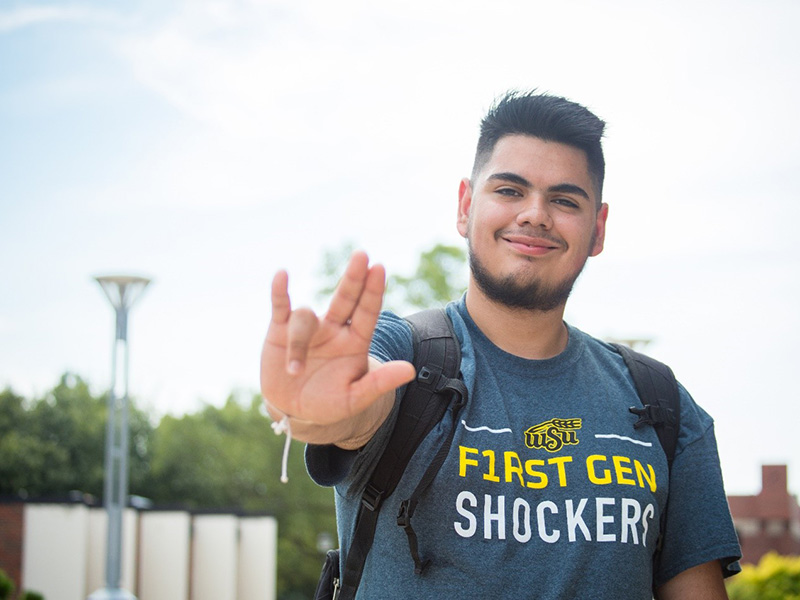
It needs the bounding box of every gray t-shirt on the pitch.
[307,297,741,599]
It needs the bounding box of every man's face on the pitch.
[457,134,608,311]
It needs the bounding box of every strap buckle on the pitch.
[361,483,384,512]
[417,365,442,389]
[629,404,676,429]
[397,499,415,528]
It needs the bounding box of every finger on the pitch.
[349,360,416,410]
[271,270,291,325]
[325,251,369,326]
[286,307,320,374]
[348,263,387,341]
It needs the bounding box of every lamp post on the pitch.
[89,275,151,600]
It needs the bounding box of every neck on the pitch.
[464,280,569,360]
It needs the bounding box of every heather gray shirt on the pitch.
[307,297,741,599]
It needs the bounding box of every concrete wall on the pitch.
[86,508,106,594]
[22,503,90,600]
[84,506,139,594]
[238,517,278,600]
[191,514,239,600]
[138,511,191,600]
[2,500,278,600]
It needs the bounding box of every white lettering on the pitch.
[454,491,477,538]
[536,500,560,543]
[565,498,591,542]
[484,494,506,540]
[642,503,655,547]
[596,498,616,542]
[621,498,641,544]
[452,493,657,547]
[512,498,532,543]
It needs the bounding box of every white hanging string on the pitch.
[271,415,292,483]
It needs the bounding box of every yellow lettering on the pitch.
[613,456,636,486]
[483,449,500,482]
[587,455,612,485]
[524,459,548,489]
[459,446,479,477]
[547,456,573,487]
[504,452,525,486]
[635,460,657,492]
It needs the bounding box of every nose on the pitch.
[515,195,553,230]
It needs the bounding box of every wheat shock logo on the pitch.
[525,418,582,452]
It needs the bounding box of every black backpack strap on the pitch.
[612,343,680,470]
[338,308,466,600]
[397,309,467,575]
[612,342,680,574]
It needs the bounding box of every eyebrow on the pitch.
[487,172,591,201]
[487,172,532,188]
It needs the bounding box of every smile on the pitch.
[501,234,563,256]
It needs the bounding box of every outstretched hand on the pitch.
[260,251,416,445]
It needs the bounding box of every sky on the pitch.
[1,0,798,496]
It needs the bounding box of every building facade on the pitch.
[728,465,800,564]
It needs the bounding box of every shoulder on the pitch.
[574,328,715,452]
[370,310,414,364]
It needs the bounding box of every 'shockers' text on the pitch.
[454,493,656,545]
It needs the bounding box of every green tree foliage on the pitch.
[317,241,468,314]
[0,374,152,498]
[727,553,800,600]
[387,243,468,311]
[0,568,14,600]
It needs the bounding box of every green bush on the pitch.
[0,568,15,600]
[727,552,800,600]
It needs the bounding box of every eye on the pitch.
[553,197,579,209]
[496,187,522,198]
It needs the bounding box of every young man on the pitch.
[261,91,741,599]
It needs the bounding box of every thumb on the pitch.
[349,360,416,410]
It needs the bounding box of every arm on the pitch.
[260,251,416,448]
[655,560,729,600]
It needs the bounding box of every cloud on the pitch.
[0,5,111,32]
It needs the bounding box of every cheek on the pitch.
[469,204,508,236]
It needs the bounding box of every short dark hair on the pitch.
[472,90,607,203]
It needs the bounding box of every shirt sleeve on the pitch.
[305,311,414,488]
[653,387,742,586]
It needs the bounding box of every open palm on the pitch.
[261,252,415,443]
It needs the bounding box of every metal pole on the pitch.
[89,276,150,600]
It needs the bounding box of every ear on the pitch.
[589,202,609,257]
[457,178,472,238]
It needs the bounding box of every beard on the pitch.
[468,240,586,312]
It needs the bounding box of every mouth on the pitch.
[501,233,563,256]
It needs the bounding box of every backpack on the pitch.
[315,308,680,600]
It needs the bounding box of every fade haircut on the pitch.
[471,90,607,204]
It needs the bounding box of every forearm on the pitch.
[655,560,728,600]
